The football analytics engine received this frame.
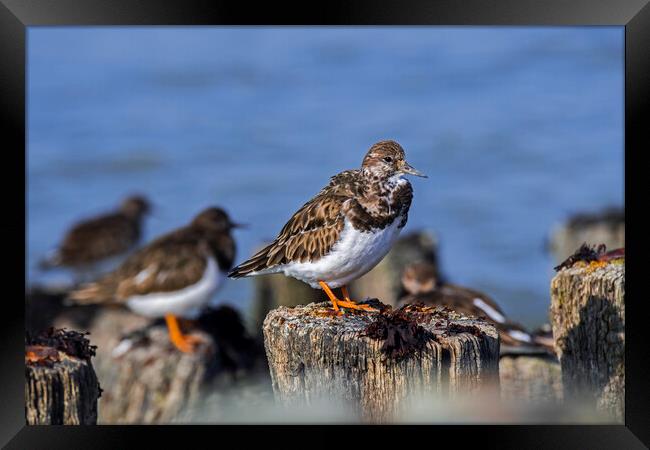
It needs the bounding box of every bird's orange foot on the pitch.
[318,280,344,314]
[336,300,379,312]
[165,314,202,353]
[318,282,379,314]
[339,285,379,312]
[171,333,204,353]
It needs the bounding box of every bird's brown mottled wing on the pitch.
[229,171,360,277]
[343,179,413,232]
[68,228,207,305]
[398,290,494,319]
[59,213,139,265]
[439,284,506,317]
[228,195,346,276]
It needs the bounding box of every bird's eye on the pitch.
[383,157,393,163]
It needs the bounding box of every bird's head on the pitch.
[120,195,151,219]
[361,140,427,181]
[191,207,245,234]
[401,261,439,295]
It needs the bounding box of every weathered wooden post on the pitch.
[84,306,260,423]
[97,324,216,423]
[27,284,263,423]
[499,350,563,404]
[263,301,499,422]
[25,328,101,425]
[550,257,624,421]
[27,287,264,423]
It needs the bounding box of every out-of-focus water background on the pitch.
[27,27,623,329]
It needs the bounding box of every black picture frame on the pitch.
[3,0,648,448]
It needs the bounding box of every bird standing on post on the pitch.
[68,207,243,353]
[229,140,426,313]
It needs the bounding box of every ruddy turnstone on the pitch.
[68,207,242,353]
[397,261,534,347]
[39,195,151,280]
[229,140,426,313]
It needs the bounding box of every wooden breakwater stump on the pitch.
[548,206,624,264]
[95,306,263,423]
[28,284,264,423]
[498,324,563,404]
[550,260,625,421]
[25,328,101,425]
[98,325,216,423]
[349,231,440,306]
[27,286,265,423]
[263,301,499,422]
[499,351,563,404]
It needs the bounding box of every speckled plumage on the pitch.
[398,261,535,347]
[229,140,424,289]
[68,207,239,318]
[40,195,151,270]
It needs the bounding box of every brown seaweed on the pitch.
[26,327,97,364]
[363,305,435,360]
[554,243,606,271]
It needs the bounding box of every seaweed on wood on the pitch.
[363,305,435,360]
[26,327,97,363]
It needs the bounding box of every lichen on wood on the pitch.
[263,301,499,422]
[550,262,624,421]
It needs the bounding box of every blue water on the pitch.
[27,27,624,328]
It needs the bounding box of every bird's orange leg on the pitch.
[165,314,201,353]
[319,281,342,313]
[337,285,379,312]
[341,285,353,302]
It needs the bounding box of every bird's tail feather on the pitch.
[228,243,275,278]
[66,280,115,305]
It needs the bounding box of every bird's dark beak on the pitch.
[230,222,248,229]
[400,161,427,178]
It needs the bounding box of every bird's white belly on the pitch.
[282,217,404,289]
[126,257,224,319]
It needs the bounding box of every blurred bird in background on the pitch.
[397,261,543,350]
[39,195,152,282]
[68,207,244,353]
